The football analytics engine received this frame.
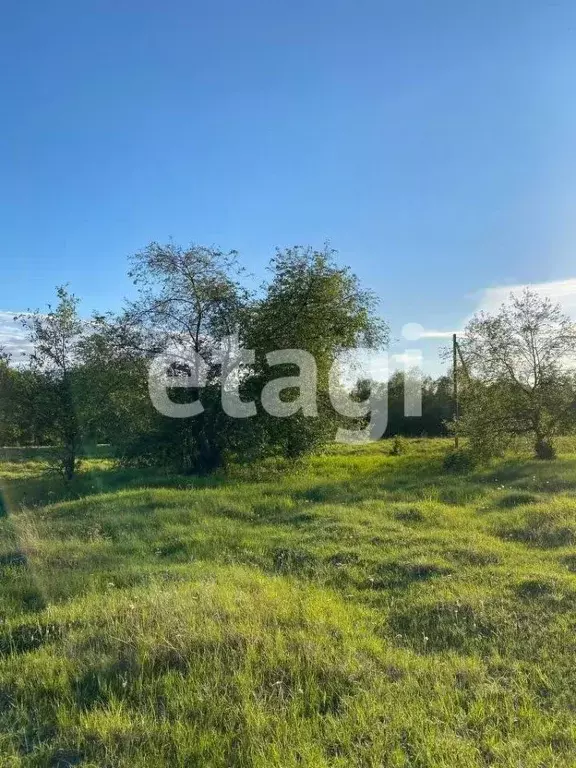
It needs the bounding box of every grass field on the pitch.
[2,439,576,766]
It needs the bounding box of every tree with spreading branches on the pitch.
[457,288,576,460]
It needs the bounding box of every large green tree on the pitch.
[247,245,388,456]
[116,242,253,472]
[116,242,389,469]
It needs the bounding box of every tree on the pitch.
[18,286,85,479]
[118,242,253,472]
[118,242,389,470]
[0,347,16,445]
[247,245,389,456]
[249,245,387,382]
[76,314,152,447]
[457,288,576,459]
[126,241,250,358]
[0,363,56,447]
[351,372,452,439]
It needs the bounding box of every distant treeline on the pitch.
[4,242,573,478]
[0,362,453,449]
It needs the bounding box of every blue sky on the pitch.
[1,0,576,372]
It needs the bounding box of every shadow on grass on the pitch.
[296,456,490,506]
[0,465,233,513]
[476,458,576,493]
[0,619,82,656]
[0,444,504,515]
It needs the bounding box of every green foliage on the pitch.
[248,245,388,382]
[126,241,250,360]
[6,251,576,484]
[456,288,576,461]
[245,245,388,458]
[442,447,476,473]
[17,287,85,480]
[77,316,152,446]
[382,370,453,437]
[0,350,17,445]
[114,243,389,471]
[390,434,408,455]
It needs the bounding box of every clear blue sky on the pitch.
[1,0,576,369]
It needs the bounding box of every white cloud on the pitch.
[470,278,576,320]
[414,278,576,342]
[391,351,423,366]
[401,323,459,341]
[418,329,459,339]
[0,312,32,362]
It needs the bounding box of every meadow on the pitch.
[1,439,576,766]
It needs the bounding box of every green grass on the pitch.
[2,439,576,766]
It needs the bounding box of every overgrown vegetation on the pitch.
[6,245,575,482]
[1,244,394,477]
[3,245,576,764]
[2,439,576,765]
[455,289,576,461]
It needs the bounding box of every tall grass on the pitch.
[1,438,576,765]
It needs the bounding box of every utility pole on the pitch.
[453,333,459,449]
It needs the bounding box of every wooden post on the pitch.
[453,333,459,449]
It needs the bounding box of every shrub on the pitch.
[390,435,408,456]
[535,438,557,460]
[442,448,476,474]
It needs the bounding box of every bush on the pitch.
[442,448,476,474]
[535,438,557,460]
[390,435,408,456]
[117,390,230,474]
